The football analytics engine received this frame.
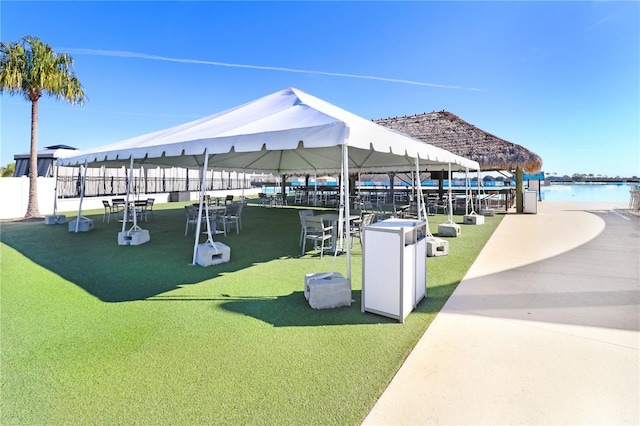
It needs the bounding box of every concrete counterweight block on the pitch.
[118,229,151,246]
[463,214,485,225]
[68,218,94,232]
[426,237,449,257]
[438,222,461,237]
[196,242,231,267]
[45,214,66,225]
[304,272,352,309]
[480,209,495,217]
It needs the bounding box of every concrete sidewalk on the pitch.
[363,201,639,425]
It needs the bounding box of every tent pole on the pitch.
[334,163,345,259]
[313,173,318,206]
[121,158,134,234]
[241,168,246,200]
[53,164,59,216]
[465,167,470,215]
[100,165,105,196]
[389,171,395,210]
[198,164,217,247]
[415,158,422,221]
[447,163,454,223]
[192,148,210,265]
[474,167,482,214]
[342,142,351,282]
[131,161,139,230]
[74,159,88,233]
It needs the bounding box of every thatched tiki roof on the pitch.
[374,111,542,174]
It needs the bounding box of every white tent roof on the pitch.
[59,87,479,173]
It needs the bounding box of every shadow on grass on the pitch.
[144,279,460,327]
[1,202,488,317]
[217,290,399,326]
[0,204,308,303]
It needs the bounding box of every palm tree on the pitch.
[0,36,86,218]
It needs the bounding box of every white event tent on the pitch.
[59,87,479,278]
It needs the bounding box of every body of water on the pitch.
[264,181,638,204]
[540,183,637,203]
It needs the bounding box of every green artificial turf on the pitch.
[0,201,503,425]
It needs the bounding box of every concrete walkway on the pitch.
[363,201,639,425]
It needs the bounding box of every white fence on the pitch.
[1,177,57,219]
[0,177,261,220]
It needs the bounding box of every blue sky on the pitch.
[2,1,638,177]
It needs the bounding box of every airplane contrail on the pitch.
[60,48,482,91]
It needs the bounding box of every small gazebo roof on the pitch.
[374,111,542,173]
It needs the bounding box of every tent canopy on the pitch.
[59,88,478,174]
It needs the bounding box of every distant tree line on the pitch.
[0,162,15,177]
[545,173,639,183]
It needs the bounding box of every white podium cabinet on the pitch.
[523,190,538,214]
[362,219,427,322]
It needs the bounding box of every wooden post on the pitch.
[516,166,524,213]
[388,171,396,206]
[348,173,357,197]
[437,170,445,199]
[280,174,287,200]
